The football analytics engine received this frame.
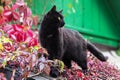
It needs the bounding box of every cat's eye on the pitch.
[58,17,61,20]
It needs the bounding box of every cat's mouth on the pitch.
[60,22,65,27]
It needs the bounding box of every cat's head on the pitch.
[44,5,65,28]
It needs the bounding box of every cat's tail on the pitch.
[87,41,108,61]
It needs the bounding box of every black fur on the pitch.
[39,5,108,70]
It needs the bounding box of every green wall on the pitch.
[31,0,120,48]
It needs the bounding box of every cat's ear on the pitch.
[51,5,56,11]
[47,5,56,15]
[59,9,63,13]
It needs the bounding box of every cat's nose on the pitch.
[61,21,65,27]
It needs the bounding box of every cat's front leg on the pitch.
[54,52,63,60]
[55,47,64,60]
[48,52,62,60]
[47,45,63,60]
[48,55,54,60]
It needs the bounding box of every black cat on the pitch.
[39,5,108,71]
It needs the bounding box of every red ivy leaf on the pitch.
[3,10,12,16]
[12,12,20,21]
[27,30,33,37]
[12,4,19,10]
[28,38,38,47]
[13,24,23,32]
[3,9,20,22]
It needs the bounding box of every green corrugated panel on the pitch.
[31,0,55,19]
[31,0,120,47]
[106,0,120,25]
[63,0,120,47]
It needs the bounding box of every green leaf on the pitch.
[3,57,7,68]
[58,60,64,72]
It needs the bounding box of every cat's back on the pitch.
[60,28,83,40]
[59,28,86,53]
